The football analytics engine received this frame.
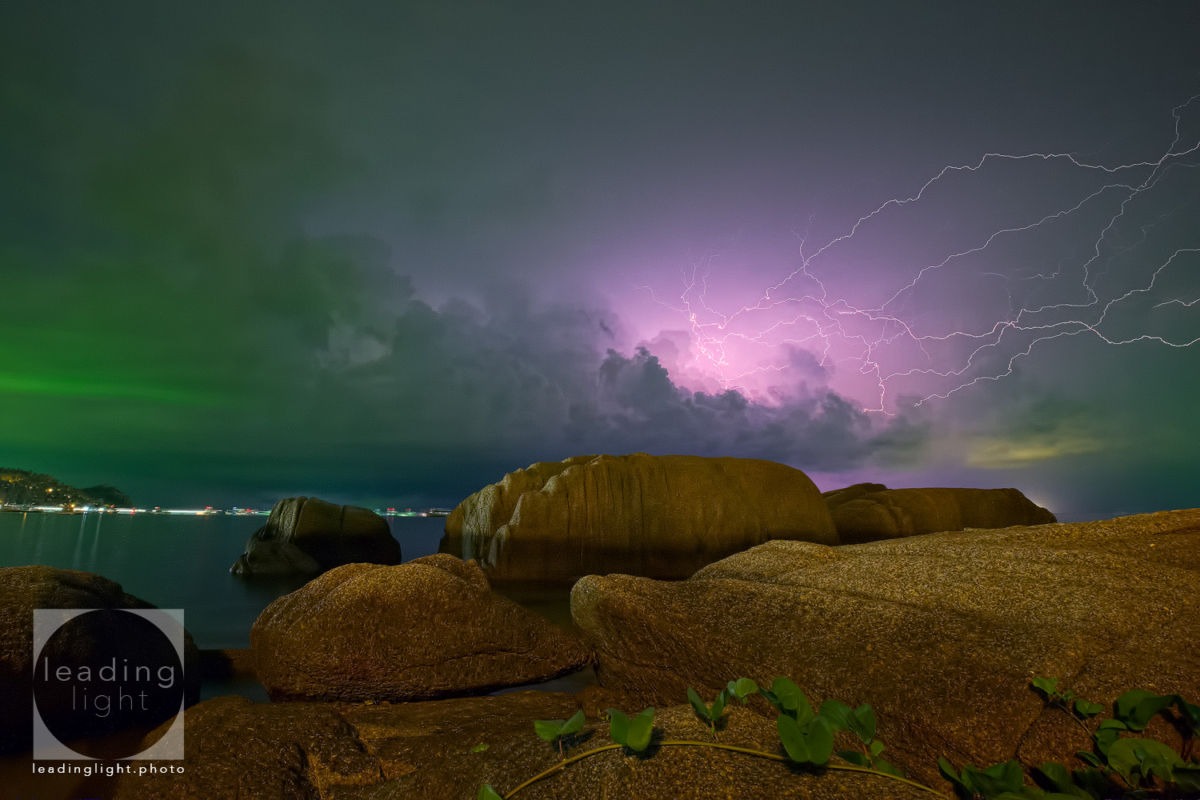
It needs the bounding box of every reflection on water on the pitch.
[0,511,449,649]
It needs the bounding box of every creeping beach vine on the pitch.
[477,677,1200,800]
[476,676,943,799]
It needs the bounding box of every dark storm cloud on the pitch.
[299,273,931,477]
[2,1,1198,516]
[0,42,925,505]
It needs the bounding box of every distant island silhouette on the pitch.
[0,467,131,509]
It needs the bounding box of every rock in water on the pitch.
[571,509,1200,788]
[230,496,401,577]
[251,554,592,702]
[440,453,837,585]
[0,566,200,753]
[823,483,1055,543]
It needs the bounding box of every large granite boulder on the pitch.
[114,693,929,800]
[571,509,1200,788]
[440,453,838,585]
[251,554,591,702]
[0,566,200,754]
[231,496,401,577]
[822,483,1055,544]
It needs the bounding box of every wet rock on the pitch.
[231,497,400,578]
[441,454,837,585]
[251,554,592,702]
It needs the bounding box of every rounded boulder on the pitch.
[441,453,837,585]
[251,554,592,702]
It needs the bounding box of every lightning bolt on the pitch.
[636,95,1200,414]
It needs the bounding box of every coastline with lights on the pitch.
[0,503,451,517]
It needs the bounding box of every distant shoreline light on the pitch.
[0,503,452,518]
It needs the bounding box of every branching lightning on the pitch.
[637,96,1200,413]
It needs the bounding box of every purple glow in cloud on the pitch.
[620,97,1200,414]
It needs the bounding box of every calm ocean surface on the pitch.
[0,511,449,649]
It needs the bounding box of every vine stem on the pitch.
[1053,698,1094,739]
[500,740,947,799]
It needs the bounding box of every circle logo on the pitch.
[32,608,186,760]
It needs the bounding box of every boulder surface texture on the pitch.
[0,565,200,753]
[251,554,591,702]
[114,692,929,800]
[441,453,837,584]
[571,509,1200,789]
[823,482,1055,543]
[231,496,401,577]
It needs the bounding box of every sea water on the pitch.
[0,511,448,649]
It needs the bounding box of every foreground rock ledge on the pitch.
[114,693,929,800]
[441,453,838,584]
[252,554,592,702]
[571,508,1200,787]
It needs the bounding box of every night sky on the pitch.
[2,2,1199,518]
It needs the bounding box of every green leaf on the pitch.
[806,716,834,765]
[626,707,655,752]
[607,708,630,746]
[849,704,877,744]
[1176,698,1200,733]
[1073,700,1103,717]
[1138,750,1176,784]
[953,760,1025,799]
[729,677,758,702]
[1093,719,1127,756]
[1038,762,1074,792]
[1075,751,1101,768]
[1106,738,1183,784]
[961,764,1004,798]
[818,699,853,731]
[770,677,803,710]
[1071,767,1112,800]
[559,709,586,737]
[477,785,504,800]
[874,757,905,778]
[870,739,885,757]
[470,742,489,753]
[770,677,812,723]
[711,689,727,721]
[1093,731,1119,757]
[777,713,810,763]
[1115,690,1160,726]
[1032,677,1060,697]
[1174,765,1200,792]
[938,758,971,796]
[534,718,564,741]
[985,760,1026,793]
[687,687,726,723]
[838,750,871,767]
[1127,693,1177,732]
